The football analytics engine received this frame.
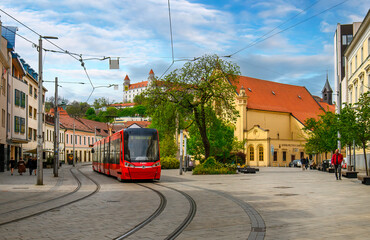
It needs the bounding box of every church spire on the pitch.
[322,72,333,105]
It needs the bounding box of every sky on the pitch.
[0,0,369,104]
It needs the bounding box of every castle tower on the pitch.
[148,69,154,86]
[322,73,333,105]
[123,74,130,103]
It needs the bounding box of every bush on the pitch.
[192,157,237,175]
[161,156,180,169]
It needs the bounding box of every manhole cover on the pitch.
[274,186,292,189]
[275,193,298,196]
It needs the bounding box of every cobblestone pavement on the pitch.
[0,165,370,240]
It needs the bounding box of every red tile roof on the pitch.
[124,121,151,128]
[124,75,130,80]
[318,102,335,113]
[129,81,148,89]
[234,76,327,124]
[110,103,136,107]
[149,69,154,75]
[77,118,111,137]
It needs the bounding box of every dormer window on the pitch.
[272,91,276,95]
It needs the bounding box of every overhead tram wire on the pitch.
[1,25,37,46]
[225,0,349,58]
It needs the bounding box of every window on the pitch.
[29,84,32,95]
[29,106,32,118]
[355,85,358,102]
[342,56,345,67]
[355,55,357,69]
[258,146,264,161]
[361,47,363,63]
[66,134,69,144]
[71,135,73,144]
[1,77,5,95]
[249,146,254,161]
[283,151,287,161]
[14,116,19,132]
[34,109,37,119]
[34,88,37,98]
[33,129,37,141]
[79,136,81,145]
[28,127,32,140]
[350,62,352,75]
[342,35,347,45]
[15,89,20,106]
[84,136,86,145]
[1,109,5,127]
[88,137,90,145]
[273,151,277,161]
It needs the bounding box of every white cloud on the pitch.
[320,21,335,33]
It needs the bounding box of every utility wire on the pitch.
[226,0,349,57]
[1,25,37,46]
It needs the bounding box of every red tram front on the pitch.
[92,128,161,181]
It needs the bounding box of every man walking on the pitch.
[331,149,343,180]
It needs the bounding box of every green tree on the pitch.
[304,111,338,159]
[66,101,90,117]
[93,97,112,110]
[355,92,370,176]
[338,103,360,167]
[159,134,178,158]
[187,108,236,162]
[85,107,96,120]
[144,54,240,159]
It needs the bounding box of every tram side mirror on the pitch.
[91,148,95,153]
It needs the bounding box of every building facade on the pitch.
[234,75,334,167]
[344,10,370,171]
[334,21,362,110]
[0,22,12,171]
[123,69,154,103]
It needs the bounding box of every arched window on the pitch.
[259,146,264,161]
[249,146,254,161]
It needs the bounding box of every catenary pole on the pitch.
[73,119,76,167]
[53,77,58,177]
[37,37,43,185]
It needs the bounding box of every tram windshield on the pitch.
[124,129,159,162]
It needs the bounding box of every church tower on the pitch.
[322,73,333,105]
[148,69,154,86]
[123,74,130,103]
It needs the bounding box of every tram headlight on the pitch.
[125,162,135,168]
[152,162,160,167]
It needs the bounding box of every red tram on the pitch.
[92,128,161,181]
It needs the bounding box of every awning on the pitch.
[24,148,53,154]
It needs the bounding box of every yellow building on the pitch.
[344,10,370,171]
[234,75,333,167]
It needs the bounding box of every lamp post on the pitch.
[37,35,58,185]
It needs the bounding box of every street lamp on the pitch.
[37,35,58,185]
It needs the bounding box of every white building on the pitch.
[123,69,155,103]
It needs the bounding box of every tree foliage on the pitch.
[355,92,370,175]
[143,54,240,159]
[66,101,90,118]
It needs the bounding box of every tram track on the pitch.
[114,182,196,240]
[114,183,167,240]
[0,166,100,227]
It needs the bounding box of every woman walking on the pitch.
[9,158,15,175]
[17,158,26,175]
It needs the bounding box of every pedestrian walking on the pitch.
[32,157,37,175]
[9,158,15,175]
[18,158,26,175]
[301,158,306,171]
[305,157,309,170]
[331,149,343,180]
[28,156,33,175]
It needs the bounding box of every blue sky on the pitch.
[0,0,369,103]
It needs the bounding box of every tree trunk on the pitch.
[193,106,210,160]
[363,142,368,176]
[348,144,352,166]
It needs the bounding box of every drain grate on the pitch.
[252,227,266,232]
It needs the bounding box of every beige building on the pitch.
[234,75,334,167]
[0,23,12,171]
[344,10,370,171]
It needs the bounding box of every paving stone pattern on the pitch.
[0,166,370,239]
